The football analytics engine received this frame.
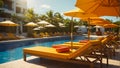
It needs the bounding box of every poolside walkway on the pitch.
[0,46,120,68]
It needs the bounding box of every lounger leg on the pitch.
[23,53,26,61]
[100,51,103,68]
[106,56,108,68]
[90,63,94,68]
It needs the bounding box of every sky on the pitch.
[27,0,120,22]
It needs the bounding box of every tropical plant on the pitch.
[24,8,39,23]
[113,21,120,34]
[114,20,120,25]
[39,14,47,20]
[0,0,3,7]
[11,14,24,23]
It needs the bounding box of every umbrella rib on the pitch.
[90,0,104,13]
[114,7,120,16]
[76,0,95,6]
[76,0,99,12]
[82,0,103,13]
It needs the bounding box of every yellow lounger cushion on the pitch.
[24,40,101,60]
[64,42,86,45]
[24,46,76,59]
[57,44,85,48]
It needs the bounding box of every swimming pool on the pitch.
[0,36,86,64]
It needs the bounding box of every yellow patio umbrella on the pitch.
[25,22,38,27]
[0,20,19,33]
[0,20,19,26]
[103,24,118,28]
[75,0,120,16]
[25,22,38,37]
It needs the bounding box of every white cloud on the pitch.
[40,4,51,9]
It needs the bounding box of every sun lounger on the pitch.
[95,35,119,67]
[32,33,40,38]
[23,40,102,68]
[6,33,20,40]
[0,33,8,40]
[58,37,104,49]
[52,42,87,49]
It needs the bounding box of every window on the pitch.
[16,7,21,13]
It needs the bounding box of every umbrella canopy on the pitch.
[74,25,80,28]
[45,24,55,27]
[94,25,103,28]
[81,17,105,21]
[59,23,65,27]
[37,21,49,25]
[0,20,19,26]
[64,8,97,18]
[64,8,98,49]
[103,24,118,28]
[89,20,112,26]
[75,0,120,16]
[33,26,43,30]
[25,22,38,27]
[64,8,105,40]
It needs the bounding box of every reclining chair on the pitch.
[23,40,102,68]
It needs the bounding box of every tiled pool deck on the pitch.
[0,35,120,68]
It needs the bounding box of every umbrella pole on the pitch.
[70,17,73,50]
[88,18,90,40]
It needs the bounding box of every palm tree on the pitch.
[113,21,120,34]
[0,0,3,8]
[54,12,64,27]
[24,8,39,23]
[39,14,47,20]
[45,10,54,24]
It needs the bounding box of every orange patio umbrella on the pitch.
[64,8,107,39]
[75,0,120,16]
[103,24,118,28]
[89,20,112,26]
[64,8,104,49]
[64,8,98,48]
[81,17,105,21]
[64,8,97,17]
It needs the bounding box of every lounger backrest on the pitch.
[101,36,111,45]
[0,33,5,38]
[69,40,101,59]
[7,33,14,36]
[0,33,3,37]
[97,37,104,41]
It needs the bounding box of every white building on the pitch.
[0,0,27,17]
[77,26,87,34]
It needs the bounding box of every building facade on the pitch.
[0,0,27,21]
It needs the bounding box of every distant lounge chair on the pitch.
[23,40,102,68]
[6,33,20,40]
[0,33,8,40]
[39,32,46,38]
[59,37,104,49]
[32,33,40,38]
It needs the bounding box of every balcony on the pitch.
[3,0,13,10]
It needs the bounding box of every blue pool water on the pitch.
[0,36,86,64]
